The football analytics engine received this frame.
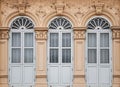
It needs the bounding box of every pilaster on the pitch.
[73,27,86,87]
[0,27,9,87]
[111,26,120,87]
[35,27,48,87]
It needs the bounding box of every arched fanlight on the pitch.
[49,17,72,29]
[11,17,34,29]
[87,17,110,29]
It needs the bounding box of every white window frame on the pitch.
[47,17,73,87]
[9,16,36,87]
[85,17,112,87]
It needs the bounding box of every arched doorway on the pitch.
[9,16,36,87]
[47,17,73,87]
[86,17,112,87]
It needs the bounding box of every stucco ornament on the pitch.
[94,3,104,15]
[55,0,65,14]
[112,26,120,39]
[0,27,9,39]
[35,27,48,40]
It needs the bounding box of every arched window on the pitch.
[9,16,35,87]
[86,17,112,87]
[47,17,73,87]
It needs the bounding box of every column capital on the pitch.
[111,26,120,39]
[34,27,48,40]
[0,27,9,40]
[73,27,86,40]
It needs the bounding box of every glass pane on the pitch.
[24,33,33,47]
[100,33,109,47]
[12,33,21,47]
[50,49,58,63]
[12,48,21,63]
[62,33,71,47]
[88,49,97,63]
[100,49,109,63]
[50,33,58,47]
[88,33,96,47]
[24,48,33,63]
[62,49,71,63]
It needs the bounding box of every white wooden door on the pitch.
[48,30,73,87]
[86,30,112,87]
[9,17,35,87]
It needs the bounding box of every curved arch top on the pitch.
[10,16,34,30]
[87,17,111,30]
[48,16,73,30]
[81,11,118,27]
[3,11,39,27]
[42,12,78,27]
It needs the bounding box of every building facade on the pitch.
[0,0,120,87]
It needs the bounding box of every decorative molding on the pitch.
[35,27,48,40]
[36,75,47,78]
[74,27,86,40]
[74,75,85,78]
[36,6,47,21]
[111,26,120,39]
[0,27,9,40]
[94,3,104,15]
[55,0,65,14]
[0,75,8,78]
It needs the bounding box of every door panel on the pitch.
[86,31,112,87]
[23,66,35,84]
[10,32,35,86]
[99,68,110,84]
[48,66,59,84]
[10,66,22,84]
[87,67,98,84]
[61,66,72,84]
[48,31,73,86]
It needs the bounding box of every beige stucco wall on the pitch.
[0,0,120,87]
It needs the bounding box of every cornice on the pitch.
[111,26,120,30]
[34,27,48,31]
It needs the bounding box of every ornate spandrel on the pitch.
[35,27,48,40]
[0,27,9,40]
[74,27,86,40]
[112,26,120,39]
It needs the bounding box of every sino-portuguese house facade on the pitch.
[0,0,120,87]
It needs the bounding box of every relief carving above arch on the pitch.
[0,0,120,27]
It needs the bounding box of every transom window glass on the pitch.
[87,17,110,29]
